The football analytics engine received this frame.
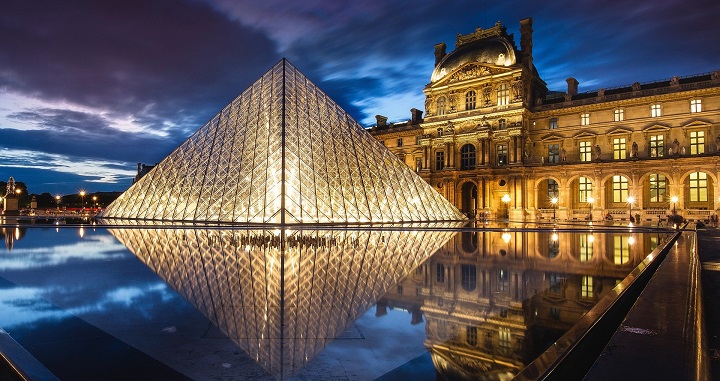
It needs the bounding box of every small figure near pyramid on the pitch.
[101,59,464,224]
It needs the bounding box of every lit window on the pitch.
[612,175,628,203]
[498,269,509,293]
[460,144,476,170]
[690,131,705,154]
[497,83,510,106]
[689,172,708,202]
[578,176,592,203]
[613,138,627,159]
[435,151,445,170]
[613,236,629,265]
[691,99,702,113]
[614,109,624,122]
[436,263,445,283]
[581,275,594,298]
[649,135,664,157]
[466,90,476,110]
[579,141,592,162]
[497,144,508,166]
[548,179,559,199]
[436,96,446,116]
[649,174,667,202]
[461,264,476,291]
[466,326,477,346]
[579,234,593,262]
[651,104,662,117]
[415,158,422,172]
[549,118,558,129]
[580,113,590,126]
[499,327,511,350]
[548,144,560,163]
[397,138,403,147]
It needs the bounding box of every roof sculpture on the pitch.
[102,59,464,224]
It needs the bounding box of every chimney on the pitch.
[519,18,533,69]
[566,77,579,97]
[375,115,388,127]
[434,42,447,66]
[410,108,423,124]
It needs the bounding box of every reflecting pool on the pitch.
[0,223,671,380]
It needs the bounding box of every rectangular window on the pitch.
[397,138,403,147]
[651,104,662,117]
[415,158,422,172]
[612,175,628,203]
[580,113,590,126]
[691,99,702,113]
[497,84,510,106]
[466,326,478,346]
[498,119,506,129]
[435,151,445,170]
[613,138,627,159]
[436,263,445,283]
[579,234,593,262]
[548,179,559,199]
[581,276,594,298]
[649,135,664,157]
[499,327,511,350]
[497,144,508,166]
[578,176,592,203]
[649,174,667,202]
[690,131,705,154]
[579,141,592,162]
[614,109,624,122]
[690,172,708,202]
[549,118,558,130]
[548,144,560,163]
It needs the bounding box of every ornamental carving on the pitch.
[456,21,505,47]
[448,64,491,83]
[482,85,492,105]
[511,79,524,100]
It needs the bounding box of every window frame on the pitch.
[497,83,510,106]
[549,118,558,130]
[548,143,560,163]
[578,176,592,203]
[460,144,476,170]
[690,130,705,155]
[651,104,662,117]
[649,174,667,203]
[579,141,592,162]
[465,90,476,110]
[612,175,629,203]
[497,144,508,166]
[614,109,625,122]
[689,172,708,202]
[613,137,627,160]
[691,99,702,113]
[649,134,664,157]
[580,113,590,126]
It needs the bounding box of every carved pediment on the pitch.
[572,130,597,139]
[443,63,508,85]
[681,119,712,130]
[642,124,671,133]
[540,133,564,142]
[606,127,633,136]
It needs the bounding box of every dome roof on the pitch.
[430,36,517,83]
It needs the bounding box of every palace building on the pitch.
[369,18,720,222]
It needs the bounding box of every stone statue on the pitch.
[560,147,567,162]
[672,139,680,156]
[670,76,680,86]
[5,177,15,196]
[594,144,602,161]
[512,79,524,100]
[631,141,638,158]
[482,85,492,105]
[715,135,720,152]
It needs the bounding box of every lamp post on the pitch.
[550,197,558,221]
[79,190,86,211]
[670,195,678,215]
[627,196,635,223]
[56,195,61,210]
[502,193,511,220]
[92,195,97,211]
[587,196,595,221]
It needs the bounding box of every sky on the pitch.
[1,0,719,195]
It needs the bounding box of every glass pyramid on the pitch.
[101,59,464,224]
[107,225,460,379]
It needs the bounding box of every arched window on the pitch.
[497,83,510,106]
[436,96,447,116]
[465,90,476,110]
[578,177,592,203]
[649,174,667,202]
[460,144,476,170]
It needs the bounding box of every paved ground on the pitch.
[697,228,720,380]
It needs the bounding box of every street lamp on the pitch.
[587,196,595,221]
[55,195,61,210]
[79,190,86,210]
[92,195,97,210]
[670,195,678,215]
[550,197,558,221]
[502,193,511,220]
[627,196,635,223]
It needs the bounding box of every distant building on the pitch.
[370,18,720,222]
[133,163,156,184]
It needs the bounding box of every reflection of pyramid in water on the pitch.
[108,225,459,379]
[102,59,463,223]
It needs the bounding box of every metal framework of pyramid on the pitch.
[101,59,464,224]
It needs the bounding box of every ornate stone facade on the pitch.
[370,18,720,222]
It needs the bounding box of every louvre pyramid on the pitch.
[101,59,464,224]
[108,226,459,379]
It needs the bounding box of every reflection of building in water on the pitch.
[0,227,26,251]
[378,229,669,379]
[108,226,459,380]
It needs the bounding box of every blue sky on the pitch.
[1,0,719,195]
